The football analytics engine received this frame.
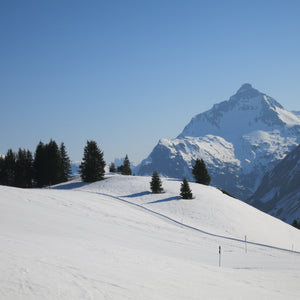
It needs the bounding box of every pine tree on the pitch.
[180,178,193,199]
[24,150,34,188]
[15,148,25,187]
[109,162,116,173]
[0,155,5,185]
[14,148,33,188]
[4,149,16,186]
[59,142,71,182]
[121,154,132,175]
[80,140,106,182]
[192,158,211,185]
[292,220,300,230]
[33,141,46,187]
[117,165,123,173]
[45,139,62,185]
[150,171,163,194]
[33,140,64,187]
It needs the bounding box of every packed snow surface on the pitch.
[1,174,300,299]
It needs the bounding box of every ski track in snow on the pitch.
[85,189,300,255]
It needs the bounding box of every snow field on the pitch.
[1,174,300,299]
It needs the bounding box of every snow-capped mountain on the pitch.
[71,161,80,175]
[137,84,300,199]
[248,144,300,223]
[113,157,137,169]
[292,110,300,118]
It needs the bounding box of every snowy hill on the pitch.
[1,174,300,299]
[137,84,300,199]
[248,144,300,223]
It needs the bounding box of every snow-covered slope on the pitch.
[248,144,300,223]
[292,110,300,118]
[1,175,300,299]
[137,84,300,199]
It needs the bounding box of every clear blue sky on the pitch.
[1,0,300,164]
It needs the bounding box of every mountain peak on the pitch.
[138,84,300,201]
[234,83,261,99]
[237,83,253,93]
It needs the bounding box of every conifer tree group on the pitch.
[0,140,71,188]
[192,158,211,185]
[33,140,72,187]
[116,155,132,175]
[0,148,33,188]
[121,155,132,175]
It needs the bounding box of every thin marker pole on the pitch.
[219,246,221,267]
[245,235,247,253]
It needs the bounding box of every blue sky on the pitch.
[1,0,300,164]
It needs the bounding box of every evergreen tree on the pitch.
[0,149,33,188]
[292,219,300,229]
[33,141,46,187]
[24,150,34,188]
[109,162,116,173]
[121,154,132,175]
[0,155,5,185]
[117,165,123,173]
[59,142,71,182]
[33,140,64,187]
[15,148,26,187]
[15,149,33,188]
[80,140,106,182]
[180,178,193,199]
[192,158,211,185]
[4,149,16,186]
[46,139,62,185]
[150,171,163,194]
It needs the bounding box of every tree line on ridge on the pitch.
[0,140,71,188]
[0,139,210,200]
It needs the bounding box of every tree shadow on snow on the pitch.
[147,196,181,204]
[123,191,152,198]
[52,182,92,190]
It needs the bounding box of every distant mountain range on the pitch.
[71,162,80,175]
[248,144,300,223]
[137,83,300,200]
[292,111,300,117]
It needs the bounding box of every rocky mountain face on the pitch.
[137,84,300,200]
[248,144,300,223]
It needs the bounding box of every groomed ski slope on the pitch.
[1,174,300,299]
